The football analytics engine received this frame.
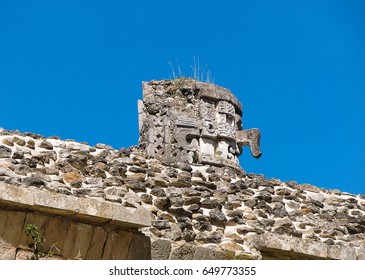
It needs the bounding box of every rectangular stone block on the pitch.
[328,245,357,260]
[259,233,291,251]
[76,197,113,223]
[111,204,151,228]
[85,226,107,260]
[62,222,93,259]
[290,238,328,259]
[19,212,49,249]
[33,189,79,216]
[102,231,133,260]
[43,216,68,254]
[127,233,151,260]
[151,239,172,260]
[2,211,26,247]
[0,183,34,208]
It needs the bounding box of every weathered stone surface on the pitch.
[2,211,26,247]
[193,246,234,260]
[0,240,16,260]
[85,227,108,260]
[0,145,12,158]
[15,249,33,260]
[151,239,172,260]
[22,176,46,187]
[0,119,364,260]
[102,231,133,260]
[139,80,261,167]
[19,213,49,249]
[43,216,68,253]
[127,233,151,260]
[38,140,53,150]
[62,171,83,184]
[170,243,195,260]
[328,245,357,260]
[62,222,94,259]
[2,138,14,146]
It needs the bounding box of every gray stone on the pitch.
[182,230,196,242]
[170,243,195,260]
[0,145,12,158]
[168,207,192,218]
[201,199,221,209]
[151,239,172,260]
[0,167,13,177]
[153,197,170,209]
[256,191,272,202]
[164,223,182,241]
[38,140,53,150]
[140,194,153,204]
[126,180,146,192]
[150,187,166,197]
[152,220,171,230]
[22,177,46,187]
[209,209,227,225]
[129,166,146,173]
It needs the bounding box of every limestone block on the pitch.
[0,240,16,260]
[19,212,49,249]
[0,183,34,208]
[127,233,151,260]
[328,245,357,260]
[44,216,68,253]
[102,231,133,260]
[85,227,107,260]
[2,211,26,247]
[151,239,172,260]
[290,238,328,259]
[76,197,113,223]
[32,188,80,216]
[259,233,291,251]
[111,203,151,228]
[62,222,93,259]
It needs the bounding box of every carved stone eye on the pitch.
[207,123,215,133]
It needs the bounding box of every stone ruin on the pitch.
[1,79,365,260]
[138,79,262,168]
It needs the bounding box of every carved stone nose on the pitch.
[236,128,262,159]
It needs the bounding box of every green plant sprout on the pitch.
[25,223,61,260]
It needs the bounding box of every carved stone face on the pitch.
[138,79,261,168]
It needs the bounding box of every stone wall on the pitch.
[0,208,150,260]
[1,128,364,260]
[0,129,151,260]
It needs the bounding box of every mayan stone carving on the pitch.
[138,79,262,167]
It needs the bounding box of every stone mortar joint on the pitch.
[138,79,262,168]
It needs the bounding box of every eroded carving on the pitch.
[138,79,262,168]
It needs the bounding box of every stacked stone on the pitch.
[1,129,365,259]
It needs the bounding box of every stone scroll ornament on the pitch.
[138,79,261,168]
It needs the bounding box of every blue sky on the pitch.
[0,1,364,194]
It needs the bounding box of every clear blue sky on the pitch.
[0,1,364,194]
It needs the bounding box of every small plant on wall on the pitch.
[25,223,45,260]
[25,223,61,260]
